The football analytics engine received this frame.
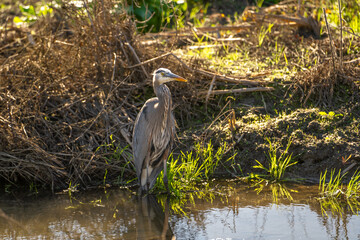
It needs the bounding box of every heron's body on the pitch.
[132,68,187,193]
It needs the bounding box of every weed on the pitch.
[252,137,297,182]
[154,141,235,197]
[318,168,360,215]
[96,134,134,185]
[318,111,343,122]
[268,40,285,65]
[29,182,38,194]
[65,181,79,201]
[319,169,344,198]
[345,169,360,199]
[258,23,273,47]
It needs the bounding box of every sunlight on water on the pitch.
[0,183,359,240]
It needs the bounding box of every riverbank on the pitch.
[0,0,359,193]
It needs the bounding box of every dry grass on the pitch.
[0,1,152,189]
[292,60,360,106]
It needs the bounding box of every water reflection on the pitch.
[135,194,174,240]
[0,184,358,239]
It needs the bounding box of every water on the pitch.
[0,183,359,240]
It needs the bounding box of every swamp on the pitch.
[0,0,360,239]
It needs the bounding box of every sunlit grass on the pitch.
[318,168,360,215]
[319,169,344,198]
[250,137,297,183]
[154,141,236,197]
[322,1,360,34]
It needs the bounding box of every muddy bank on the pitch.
[206,104,360,181]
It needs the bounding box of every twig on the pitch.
[125,42,149,78]
[323,8,337,72]
[343,57,360,64]
[216,37,254,45]
[205,75,216,110]
[199,102,233,141]
[188,44,223,50]
[125,52,172,68]
[119,39,131,64]
[199,87,274,95]
[194,24,253,32]
[342,162,357,176]
[120,128,132,147]
[338,0,343,71]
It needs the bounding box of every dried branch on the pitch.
[199,87,274,95]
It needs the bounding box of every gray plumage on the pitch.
[132,68,187,193]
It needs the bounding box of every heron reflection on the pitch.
[135,194,175,240]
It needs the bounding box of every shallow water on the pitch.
[0,183,359,240]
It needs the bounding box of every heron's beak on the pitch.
[167,72,187,82]
[174,77,187,82]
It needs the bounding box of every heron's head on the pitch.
[153,68,187,85]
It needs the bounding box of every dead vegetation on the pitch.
[0,0,359,190]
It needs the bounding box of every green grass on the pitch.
[318,168,360,214]
[319,169,344,198]
[250,137,297,183]
[153,141,235,197]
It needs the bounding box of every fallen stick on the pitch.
[147,24,253,37]
[194,24,253,32]
[188,44,223,50]
[199,87,274,95]
[195,68,267,86]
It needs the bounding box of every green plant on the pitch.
[4,184,12,193]
[345,169,360,199]
[258,23,273,47]
[125,0,187,32]
[96,134,134,185]
[252,137,297,182]
[318,111,343,122]
[13,3,53,26]
[29,182,39,194]
[319,169,344,198]
[318,168,360,215]
[272,41,285,65]
[154,141,235,197]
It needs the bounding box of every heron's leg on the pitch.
[146,162,150,192]
[163,159,169,193]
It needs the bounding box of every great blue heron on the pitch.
[132,68,187,193]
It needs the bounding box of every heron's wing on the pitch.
[132,98,159,179]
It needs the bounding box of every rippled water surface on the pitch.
[0,183,359,239]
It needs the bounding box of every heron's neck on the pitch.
[154,82,172,110]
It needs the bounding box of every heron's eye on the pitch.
[161,72,165,76]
